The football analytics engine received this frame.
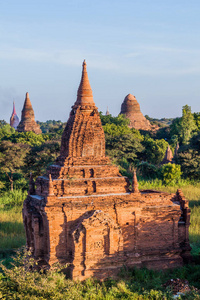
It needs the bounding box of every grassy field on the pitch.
[0,190,26,252]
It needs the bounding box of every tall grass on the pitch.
[0,189,27,210]
[0,190,26,251]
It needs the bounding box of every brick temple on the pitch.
[23,61,191,280]
[17,92,41,134]
[120,94,152,130]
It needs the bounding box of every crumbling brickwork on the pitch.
[17,92,41,134]
[23,61,191,280]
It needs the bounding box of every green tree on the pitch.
[180,105,197,144]
[160,163,182,185]
[100,112,130,126]
[177,133,200,180]
[3,131,48,146]
[193,112,200,131]
[137,162,159,180]
[170,105,197,145]
[0,141,29,191]
[141,136,168,165]
[0,124,15,140]
[24,141,61,178]
[103,123,132,136]
[106,133,144,168]
[0,120,7,128]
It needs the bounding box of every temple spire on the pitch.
[10,101,19,129]
[161,144,173,164]
[75,60,95,107]
[24,92,32,109]
[17,92,42,134]
[13,101,17,115]
[106,106,110,116]
[132,170,140,193]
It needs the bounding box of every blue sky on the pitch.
[0,0,200,122]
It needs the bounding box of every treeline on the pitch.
[0,104,199,192]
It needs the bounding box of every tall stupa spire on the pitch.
[58,60,105,163]
[17,92,42,134]
[10,101,19,129]
[75,60,95,107]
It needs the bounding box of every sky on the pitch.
[0,0,200,122]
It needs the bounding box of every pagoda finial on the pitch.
[13,101,17,115]
[132,170,140,194]
[75,60,95,107]
[23,92,32,109]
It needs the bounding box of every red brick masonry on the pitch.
[23,61,191,280]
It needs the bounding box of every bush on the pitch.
[0,190,27,210]
[160,163,182,186]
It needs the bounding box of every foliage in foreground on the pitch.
[0,249,200,299]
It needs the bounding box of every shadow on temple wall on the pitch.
[53,209,191,280]
[55,210,97,278]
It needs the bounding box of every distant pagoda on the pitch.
[17,92,41,134]
[105,106,110,116]
[120,94,152,130]
[10,101,19,129]
[161,145,173,164]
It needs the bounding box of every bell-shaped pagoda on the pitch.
[17,92,41,134]
[120,94,152,130]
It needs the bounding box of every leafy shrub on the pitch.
[160,163,182,186]
[0,190,27,210]
[1,249,200,299]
